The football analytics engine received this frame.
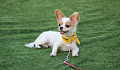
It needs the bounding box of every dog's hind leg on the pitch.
[34,36,48,49]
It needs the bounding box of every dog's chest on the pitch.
[63,43,71,47]
[59,43,71,51]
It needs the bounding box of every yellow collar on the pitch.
[62,32,80,45]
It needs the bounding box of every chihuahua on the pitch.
[25,9,80,57]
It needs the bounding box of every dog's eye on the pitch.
[59,23,61,26]
[65,25,70,28]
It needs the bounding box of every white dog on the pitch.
[25,9,80,57]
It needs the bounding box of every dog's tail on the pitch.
[25,42,35,48]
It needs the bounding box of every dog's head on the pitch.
[55,9,80,35]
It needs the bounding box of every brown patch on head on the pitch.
[65,21,71,28]
[65,21,76,27]
[58,20,63,26]
[71,22,76,27]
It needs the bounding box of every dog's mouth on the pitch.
[60,30,69,34]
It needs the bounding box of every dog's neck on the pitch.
[63,27,77,37]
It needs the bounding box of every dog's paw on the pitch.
[35,46,41,49]
[50,53,57,57]
[43,45,48,49]
[72,54,78,57]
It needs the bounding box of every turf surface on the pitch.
[0,0,120,70]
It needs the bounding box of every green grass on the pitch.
[0,0,120,70]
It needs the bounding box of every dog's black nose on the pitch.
[60,27,63,30]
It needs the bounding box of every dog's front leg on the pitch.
[50,43,59,56]
[72,46,79,57]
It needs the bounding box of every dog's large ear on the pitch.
[70,12,80,25]
[55,9,64,22]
